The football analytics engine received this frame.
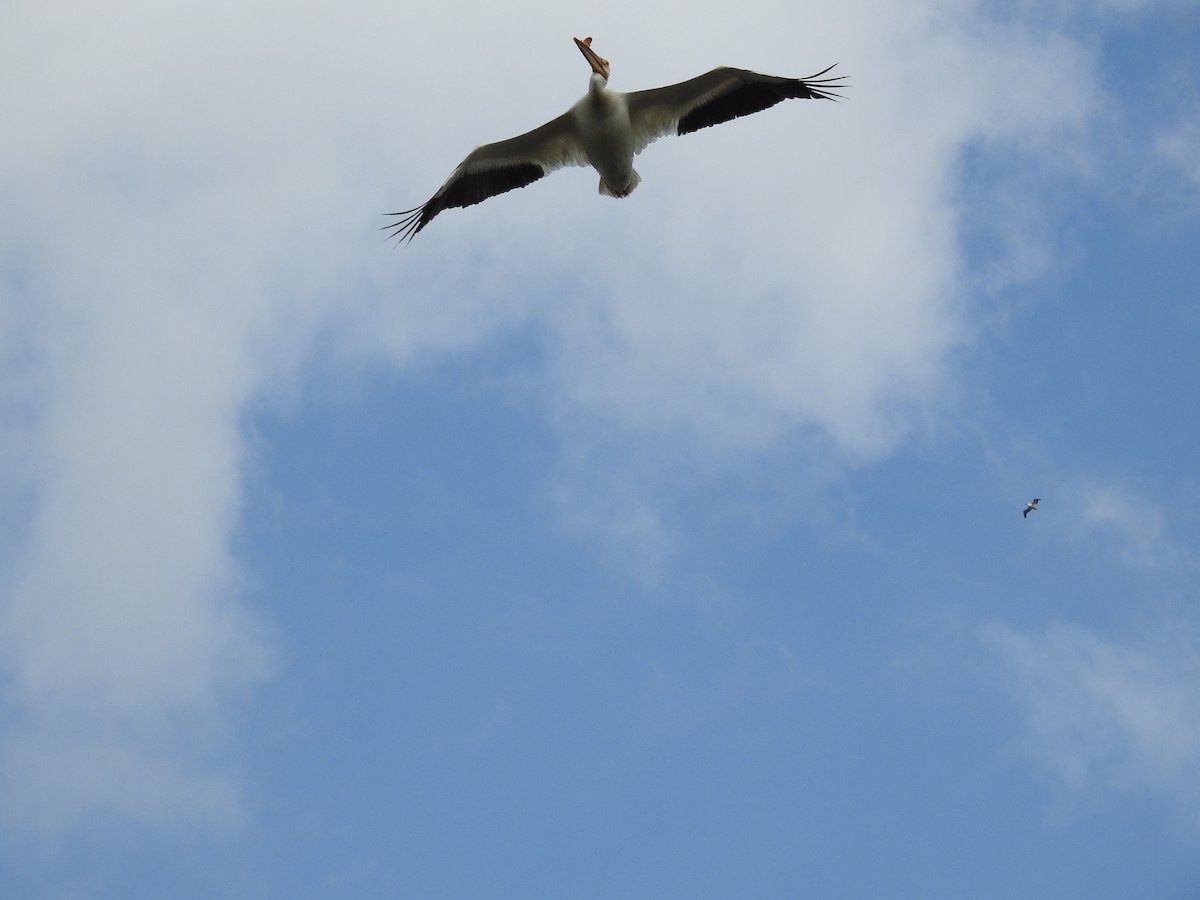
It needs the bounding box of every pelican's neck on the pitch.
[588,71,610,103]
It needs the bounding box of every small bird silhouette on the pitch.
[1023,498,1041,518]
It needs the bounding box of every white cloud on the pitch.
[1078,483,1170,566]
[0,0,1137,842]
[985,621,1200,827]
[1035,480,1185,569]
[2,725,247,842]
[1155,114,1200,191]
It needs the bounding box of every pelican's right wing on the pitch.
[386,110,590,243]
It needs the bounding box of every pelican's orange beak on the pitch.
[573,36,610,81]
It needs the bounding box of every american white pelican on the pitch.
[1023,498,1041,518]
[386,37,846,242]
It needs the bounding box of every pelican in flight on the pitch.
[386,37,846,242]
[1023,498,1041,518]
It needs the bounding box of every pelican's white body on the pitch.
[573,73,641,196]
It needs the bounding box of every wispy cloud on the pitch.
[1081,484,1164,561]
[1155,114,1200,192]
[1001,477,1180,569]
[985,621,1200,828]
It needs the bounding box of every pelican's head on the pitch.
[573,36,610,84]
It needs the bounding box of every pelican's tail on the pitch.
[599,169,641,198]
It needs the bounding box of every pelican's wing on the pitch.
[623,65,846,154]
[385,111,590,242]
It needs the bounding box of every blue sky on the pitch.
[2,0,1199,896]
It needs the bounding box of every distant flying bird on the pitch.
[1023,498,1041,518]
[385,36,846,242]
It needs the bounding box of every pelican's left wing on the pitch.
[623,65,846,155]
[386,110,590,242]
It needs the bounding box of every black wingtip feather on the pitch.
[383,161,547,245]
[381,206,429,245]
[677,64,849,136]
